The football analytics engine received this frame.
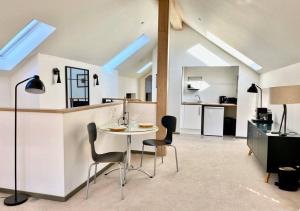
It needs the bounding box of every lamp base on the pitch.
[4,194,28,206]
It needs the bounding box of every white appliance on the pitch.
[203,106,224,136]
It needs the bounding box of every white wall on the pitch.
[260,62,300,133]
[0,111,65,196]
[182,66,238,103]
[151,47,158,102]
[118,75,139,98]
[9,54,40,108]
[38,54,105,109]
[0,74,11,107]
[169,25,259,136]
[4,53,121,109]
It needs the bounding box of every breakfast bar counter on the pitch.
[0,102,156,201]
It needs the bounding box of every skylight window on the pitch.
[103,34,150,71]
[0,19,56,71]
[187,44,230,66]
[206,32,262,71]
[137,61,152,74]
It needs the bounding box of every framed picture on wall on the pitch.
[76,74,88,88]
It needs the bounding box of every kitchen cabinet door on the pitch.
[182,105,202,129]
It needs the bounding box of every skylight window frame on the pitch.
[103,34,150,72]
[187,43,230,66]
[136,61,152,74]
[0,19,56,71]
[206,32,262,71]
[0,20,40,57]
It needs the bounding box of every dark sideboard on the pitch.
[247,120,300,183]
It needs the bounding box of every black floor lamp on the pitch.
[4,75,45,206]
[247,83,263,107]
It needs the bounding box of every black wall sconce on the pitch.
[93,74,99,86]
[53,68,61,83]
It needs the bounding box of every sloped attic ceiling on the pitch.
[0,0,157,77]
[3,0,300,76]
[177,0,300,72]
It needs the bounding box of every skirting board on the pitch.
[0,150,154,202]
[180,128,202,135]
[0,163,114,202]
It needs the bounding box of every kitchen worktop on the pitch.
[182,102,237,107]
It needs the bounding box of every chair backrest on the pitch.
[87,122,98,161]
[161,115,176,144]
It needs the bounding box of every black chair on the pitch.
[140,115,179,177]
[86,122,126,200]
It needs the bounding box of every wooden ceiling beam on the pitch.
[170,0,183,30]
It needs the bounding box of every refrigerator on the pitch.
[203,106,224,136]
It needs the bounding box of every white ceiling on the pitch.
[177,0,300,72]
[0,0,158,77]
[1,0,300,76]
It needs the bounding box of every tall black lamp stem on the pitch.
[5,75,45,206]
[279,104,287,136]
[4,77,32,206]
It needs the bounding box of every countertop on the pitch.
[248,120,300,137]
[182,102,237,107]
[0,101,156,114]
[0,102,123,113]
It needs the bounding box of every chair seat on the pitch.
[143,139,169,146]
[94,152,125,163]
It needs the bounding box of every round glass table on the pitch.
[98,123,158,181]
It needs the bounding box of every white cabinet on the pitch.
[182,105,202,130]
[203,106,224,136]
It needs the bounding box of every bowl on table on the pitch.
[138,123,153,128]
[109,126,127,132]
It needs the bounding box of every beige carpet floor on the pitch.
[1,134,300,211]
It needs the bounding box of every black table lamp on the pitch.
[4,75,45,206]
[247,83,263,108]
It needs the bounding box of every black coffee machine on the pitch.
[219,96,237,104]
[253,107,273,123]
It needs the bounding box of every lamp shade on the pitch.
[25,75,45,94]
[270,85,300,105]
[247,83,258,93]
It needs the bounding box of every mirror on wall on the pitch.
[65,66,90,108]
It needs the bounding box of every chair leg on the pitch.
[171,145,179,172]
[86,163,95,199]
[153,146,157,177]
[94,164,97,184]
[119,163,124,200]
[140,144,145,167]
[161,154,164,164]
